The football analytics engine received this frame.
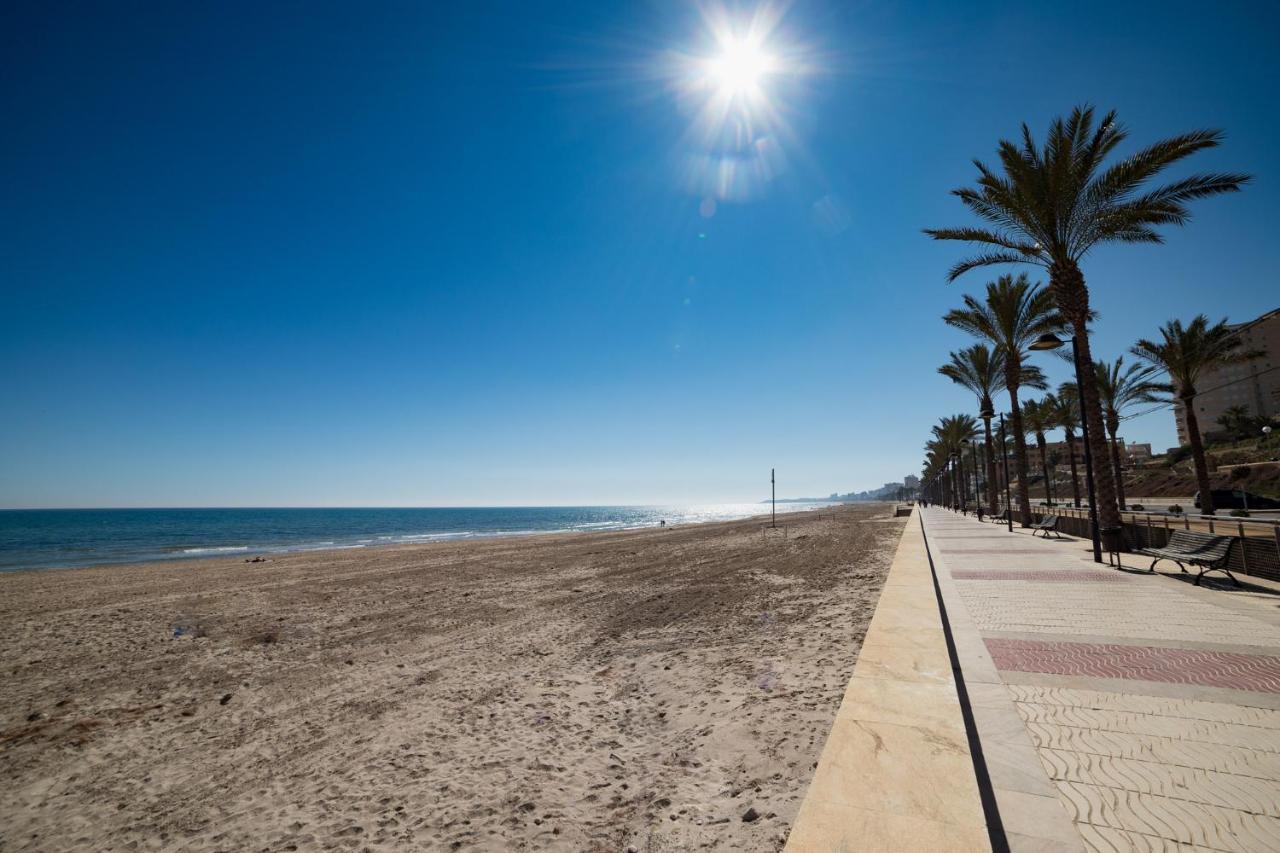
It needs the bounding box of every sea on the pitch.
[0,503,836,572]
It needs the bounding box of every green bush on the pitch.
[1230,465,1250,480]
[1130,504,1144,511]
[1229,508,1251,517]
[1166,446,1193,466]
[1168,504,1183,514]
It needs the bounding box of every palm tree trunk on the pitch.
[1107,419,1126,510]
[1006,375,1033,527]
[1065,430,1081,507]
[1183,396,1215,515]
[1037,436,1052,505]
[982,417,997,512]
[1050,261,1121,534]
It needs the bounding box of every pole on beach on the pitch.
[771,468,776,528]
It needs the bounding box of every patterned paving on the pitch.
[987,639,1280,694]
[1010,686,1280,852]
[923,510,1280,852]
[953,569,1129,583]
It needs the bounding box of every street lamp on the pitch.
[953,451,962,513]
[1030,332,1103,563]
[998,413,1013,532]
[963,438,975,512]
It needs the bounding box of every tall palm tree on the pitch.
[1130,316,1259,515]
[938,345,1005,512]
[1051,385,1083,507]
[926,106,1249,537]
[1093,357,1166,511]
[1021,396,1058,505]
[943,274,1055,526]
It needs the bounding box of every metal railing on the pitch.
[1007,504,1280,582]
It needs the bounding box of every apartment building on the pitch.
[1174,308,1280,445]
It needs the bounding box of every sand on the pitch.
[0,504,902,852]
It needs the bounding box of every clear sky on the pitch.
[2,1,1277,508]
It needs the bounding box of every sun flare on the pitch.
[706,36,775,96]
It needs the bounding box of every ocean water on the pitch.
[0,503,835,572]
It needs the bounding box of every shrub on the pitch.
[1229,465,1250,480]
[1130,504,1144,511]
[1168,504,1183,514]
[1230,508,1251,518]
[1166,446,1193,466]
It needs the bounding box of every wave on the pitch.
[180,545,250,554]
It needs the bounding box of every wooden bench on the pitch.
[1030,515,1062,538]
[1138,530,1237,586]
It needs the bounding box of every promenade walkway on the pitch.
[921,507,1280,852]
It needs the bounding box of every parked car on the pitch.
[1193,489,1280,510]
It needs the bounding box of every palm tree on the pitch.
[1021,396,1058,505]
[1051,385,1083,507]
[1130,316,1260,515]
[938,344,1005,512]
[943,274,1054,525]
[1093,357,1165,511]
[923,443,948,505]
[926,106,1249,537]
[931,415,981,508]
[1216,404,1260,443]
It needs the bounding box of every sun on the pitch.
[706,36,775,95]
[661,2,814,202]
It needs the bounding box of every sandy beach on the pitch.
[0,504,901,852]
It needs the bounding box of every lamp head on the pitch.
[1029,333,1066,351]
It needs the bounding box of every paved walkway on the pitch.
[921,508,1280,853]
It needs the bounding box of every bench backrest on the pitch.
[1164,530,1233,561]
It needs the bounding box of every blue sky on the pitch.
[2,1,1276,508]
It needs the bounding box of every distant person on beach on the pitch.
[659,519,666,528]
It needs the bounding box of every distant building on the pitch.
[904,475,920,489]
[1126,443,1153,461]
[1174,307,1280,445]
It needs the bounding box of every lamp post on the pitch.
[1030,332,1103,563]
[951,453,959,512]
[998,413,1013,532]
[956,451,966,514]
[963,438,975,511]
[948,455,955,512]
